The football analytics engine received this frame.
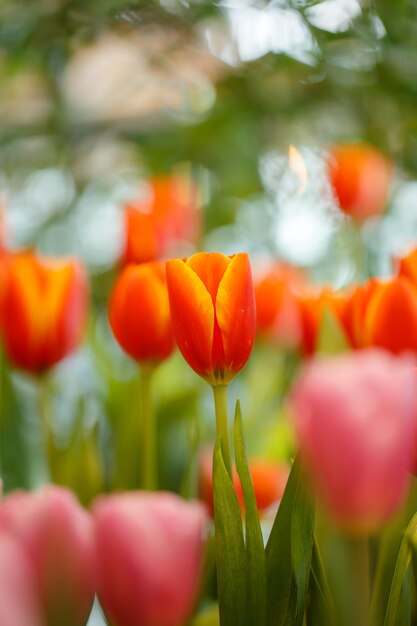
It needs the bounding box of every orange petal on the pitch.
[166,258,214,379]
[109,262,174,363]
[187,253,230,305]
[364,277,417,353]
[216,253,255,381]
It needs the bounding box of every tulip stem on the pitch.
[348,536,370,626]
[212,385,232,478]
[141,366,157,491]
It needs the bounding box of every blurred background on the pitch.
[1,0,417,500]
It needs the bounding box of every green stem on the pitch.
[141,366,157,490]
[37,374,53,478]
[212,384,232,478]
[348,536,370,626]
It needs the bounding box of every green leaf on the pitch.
[317,307,349,356]
[265,455,315,626]
[234,400,267,626]
[213,438,247,626]
[306,537,335,626]
[383,511,417,626]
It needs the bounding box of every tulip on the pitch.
[166,252,256,386]
[0,533,42,626]
[254,263,303,349]
[0,486,96,626]
[123,176,200,265]
[398,246,417,286]
[94,491,208,626]
[166,251,256,475]
[343,277,417,353]
[297,288,349,355]
[109,261,175,365]
[328,143,392,222]
[199,449,289,517]
[1,251,88,372]
[291,350,417,533]
[109,261,175,489]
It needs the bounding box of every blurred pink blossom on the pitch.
[0,533,42,626]
[0,486,96,626]
[291,349,417,533]
[93,491,208,626]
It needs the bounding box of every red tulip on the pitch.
[297,287,349,355]
[343,277,417,353]
[398,246,417,286]
[94,491,208,626]
[1,251,88,372]
[328,143,393,222]
[166,252,256,385]
[292,350,417,533]
[0,533,42,626]
[254,263,304,349]
[109,261,175,364]
[123,176,200,265]
[0,486,96,626]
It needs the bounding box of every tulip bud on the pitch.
[166,252,256,386]
[1,251,88,372]
[94,491,208,626]
[109,260,175,365]
[0,486,96,626]
[328,143,392,222]
[0,533,42,626]
[291,349,417,534]
[254,263,303,349]
[123,176,200,265]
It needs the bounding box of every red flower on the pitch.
[109,261,175,364]
[166,252,256,385]
[328,143,392,222]
[1,251,88,372]
[123,176,200,265]
[254,263,304,349]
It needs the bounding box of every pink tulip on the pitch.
[93,491,208,626]
[291,349,417,533]
[0,486,96,626]
[0,533,42,626]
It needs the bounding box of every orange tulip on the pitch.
[254,263,304,349]
[398,247,417,286]
[328,143,392,222]
[123,176,200,265]
[166,252,256,385]
[199,449,289,517]
[1,251,88,372]
[362,277,417,353]
[297,288,349,355]
[109,261,175,364]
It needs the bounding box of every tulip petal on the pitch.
[187,252,230,304]
[166,258,214,379]
[109,262,174,363]
[216,253,255,378]
[364,277,417,353]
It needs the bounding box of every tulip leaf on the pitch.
[306,537,335,626]
[234,400,267,626]
[317,307,349,356]
[383,511,417,626]
[265,455,315,626]
[213,438,247,626]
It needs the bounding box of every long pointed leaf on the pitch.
[384,511,417,626]
[234,400,267,626]
[213,438,247,626]
[265,455,314,626]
